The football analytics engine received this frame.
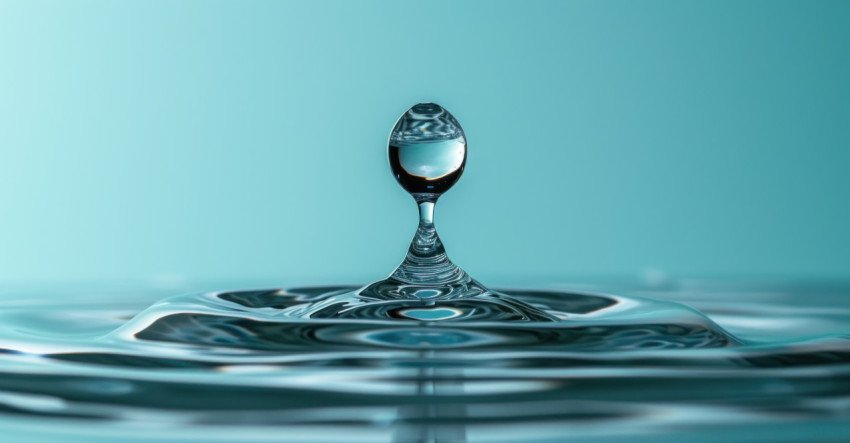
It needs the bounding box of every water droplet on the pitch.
[389,103,466,197]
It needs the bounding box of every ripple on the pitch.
[116,287,739,351]
[0,284,848,441]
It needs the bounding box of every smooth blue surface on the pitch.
[1,0,848,286]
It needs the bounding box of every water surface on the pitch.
[0,280,848,442]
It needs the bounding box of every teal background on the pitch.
[1,0,848,288]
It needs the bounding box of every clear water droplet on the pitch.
[389,103,466,197]
[286,103,560,321]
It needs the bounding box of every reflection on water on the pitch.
[0,281,849,441]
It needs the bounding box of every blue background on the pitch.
[1,0,848,289]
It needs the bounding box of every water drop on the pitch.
[388,103,467,197]
[296,103,558,321]
[386,103,468,288]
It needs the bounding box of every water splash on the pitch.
[0,103,848,440]
[302,103,560,321]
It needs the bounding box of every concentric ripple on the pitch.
[0,283,848,442]
[118,287,737,351]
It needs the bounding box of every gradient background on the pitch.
[1,0,848,292]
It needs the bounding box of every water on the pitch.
[1,103,847,441]
[388,139,466,195]
[388,102,466,195]
[368,103,543,317]
[0,281,849,441]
